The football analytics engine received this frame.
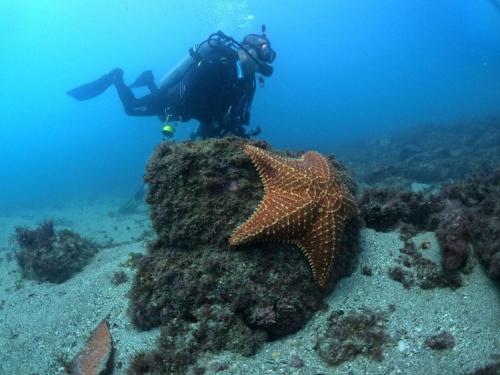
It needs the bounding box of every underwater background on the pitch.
[2,2,500,374]
[1,0,499,210]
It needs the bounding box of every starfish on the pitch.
[229,144,358,287]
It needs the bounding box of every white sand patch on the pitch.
[0,200,158,375]
[199,229,500,375]
[0,240,159,375]
[0,198,152,251]
[1,202,499,375]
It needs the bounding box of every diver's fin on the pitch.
[66,73,113,101]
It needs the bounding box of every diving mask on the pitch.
[256,43,276,64]
[242,34,276,64]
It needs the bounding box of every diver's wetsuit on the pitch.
[112,41,257,139]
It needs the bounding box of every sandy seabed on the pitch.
[0,199,498,375]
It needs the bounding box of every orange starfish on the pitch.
[229,144,358,287]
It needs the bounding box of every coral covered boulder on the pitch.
[360,190,442,232]
[437,171,500,281]
[337,118,500,187]
[360,170,500,285]
[314,307,391,366]
[145,137,262,249]
[14,220,98,283]
[129,137,360,373]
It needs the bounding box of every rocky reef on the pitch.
[360,170,500,285]
[337,117,500,189]
[13,220,98,283]
[437,171,500,281]
[128,137,360,373]
[360,190,442,232]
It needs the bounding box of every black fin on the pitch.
[66,74,113,101]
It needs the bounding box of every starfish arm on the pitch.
[229,192,315,246]
[245,145,311,193]
[303,151,332,179]
[304,196,357,287]
[296,210,338,287]
[230,144,360,288]
[331,189,359,218]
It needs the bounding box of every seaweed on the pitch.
[314,307,391,366]
[13,220,97,283]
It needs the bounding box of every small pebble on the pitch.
[290,354,304,368]
[210,361,229,372]
[361,265,373,276]
[425,331,455,350]
[420,241,432,250]
[398,340,408,352]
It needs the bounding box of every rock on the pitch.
[14,220,98,283]
[314,307,390,366]
[128,138,361,374]
[290,354,304,368]
[425,331,455,350]
[68,320,114,375]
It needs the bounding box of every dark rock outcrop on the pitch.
[337,118,500,188]
[128,137,361,373]
[360,170,500,286]
[14,220,97,283]
[314,307,391,366]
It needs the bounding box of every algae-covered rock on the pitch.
[314,307,390,366]
[437,170,500,282]
[129,137,360,373]
[144,137,264,249]
[14,220,98,283]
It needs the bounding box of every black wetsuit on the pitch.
[113,43,257,139]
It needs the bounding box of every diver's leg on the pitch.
[191,123,208,140]
[145,79,158,93]
[110,69,159,116]
[220,121,245,138]
[246,125,261,138]
[192,122,220,140]
[129,70,158,92]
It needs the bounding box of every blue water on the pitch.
[1,0,499,210]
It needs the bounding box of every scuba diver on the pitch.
[67,26,276,140]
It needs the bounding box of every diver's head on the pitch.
[240,32,276,77]
[242,34,276,64]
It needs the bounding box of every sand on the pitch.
[0,200,159,374]
[0,200,499,375]
[199,230,500,374]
